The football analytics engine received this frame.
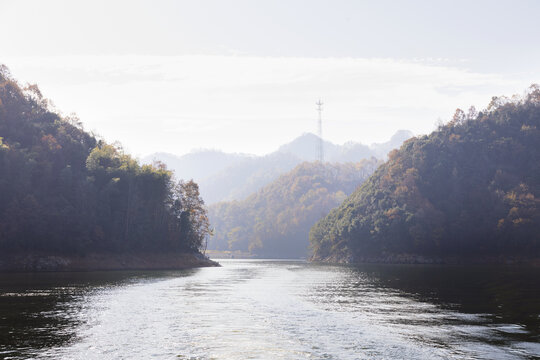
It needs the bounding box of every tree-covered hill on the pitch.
[310,87,540,263]
[208,159,381,258]
[0,66,210,255]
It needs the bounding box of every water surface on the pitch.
[0,260,539,359]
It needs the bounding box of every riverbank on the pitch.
[312,252,540,266]
[204,250,257,259]
[0,252,220,272]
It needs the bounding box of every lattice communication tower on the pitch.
[316,99,324,162]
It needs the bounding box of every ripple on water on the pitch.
[0,260,539,359]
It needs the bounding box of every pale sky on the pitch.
[1,0,539,157]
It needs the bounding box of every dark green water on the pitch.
[0,260,539,359]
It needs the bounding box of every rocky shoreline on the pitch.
[0,252,220,272]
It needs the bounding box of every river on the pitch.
[1,259,539,359]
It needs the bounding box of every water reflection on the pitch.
[352,264,540,336]
[0,261,538,359]
[303,263,540,358]
[0,270,197,359]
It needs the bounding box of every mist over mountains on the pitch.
[278,130,413,162]
[143,130,413,204]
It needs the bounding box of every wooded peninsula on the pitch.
[0,66,216,271]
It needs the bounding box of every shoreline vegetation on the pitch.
[208,252,540,266]
[0,252,219,272]
[310,253,540,267]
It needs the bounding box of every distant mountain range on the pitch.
[143,130,413,204]
[277,130,413,162]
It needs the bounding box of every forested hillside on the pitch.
[0,66,210,255]
[310,86,540,263]
[208,159,381,258]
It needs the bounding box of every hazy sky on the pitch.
[2,0,540,156]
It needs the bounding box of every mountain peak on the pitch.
[390,129,415,143]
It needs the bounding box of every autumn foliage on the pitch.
[310,86,540,261]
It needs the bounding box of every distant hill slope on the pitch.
[198,152,302,204]
[277,133,342,161]
[146,130,412,204]
[369,130,416,159]
[310,87,540,263]
[208,159,381,258]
